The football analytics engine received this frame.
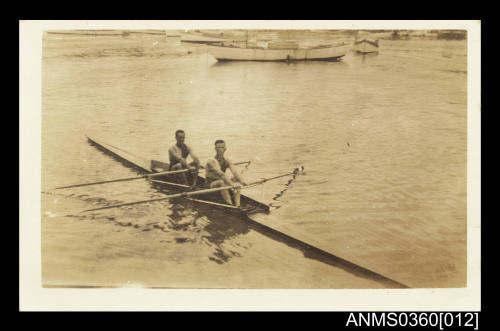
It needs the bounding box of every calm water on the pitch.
[41,31,467,288]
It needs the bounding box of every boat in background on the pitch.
[205,42,352,62]
[180,31,248,45]
[353,38,379,54]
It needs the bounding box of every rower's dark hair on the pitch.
[215,139,225,145]
[175,130,185,137]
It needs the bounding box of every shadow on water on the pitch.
[186,197,408,287]
[353,51,379,63]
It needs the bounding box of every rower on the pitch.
[168,130,200,188]
[205,140,247,207]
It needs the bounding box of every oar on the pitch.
[80,166,304,213]
[52,160,252,190]
[51,168,190,190]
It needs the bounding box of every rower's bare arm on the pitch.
[228,161,246,185]
[186,145,200,167]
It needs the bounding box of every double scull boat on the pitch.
[85,136,280,217]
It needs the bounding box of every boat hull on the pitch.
[205,43,352,62]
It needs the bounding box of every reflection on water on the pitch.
[61,196,253,265]
[359,52,379,63]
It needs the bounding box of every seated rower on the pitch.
[205,139,247,207]
[168,130,200,188]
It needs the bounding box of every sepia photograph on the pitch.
[20,20,480,311]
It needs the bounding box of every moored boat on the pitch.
[205,42,352,62]
[353,38,379,54]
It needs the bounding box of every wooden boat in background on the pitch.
[86,136,270,217]
[353,39,379,54]
[180,31,248,45]
[181,33,229,45]
[205,42,352,62]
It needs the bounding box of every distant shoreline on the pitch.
[45,29,467,41]
[46,30,167,36]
